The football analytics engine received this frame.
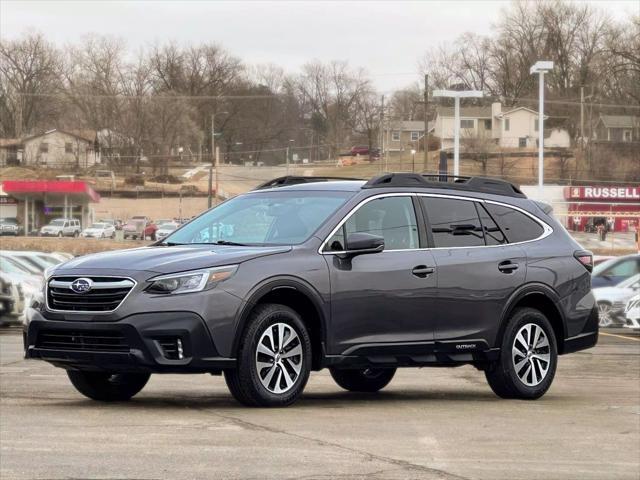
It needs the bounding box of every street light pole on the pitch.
[433,89,484,178]
[530,61,553,195]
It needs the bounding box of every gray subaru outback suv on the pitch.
[24,173,598,406]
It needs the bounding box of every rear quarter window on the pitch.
[484,203,544,243]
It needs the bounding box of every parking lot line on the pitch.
[600,332,640,342]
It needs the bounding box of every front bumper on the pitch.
[24,310,236,373]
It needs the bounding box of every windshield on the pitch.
[0,218,17,224]
[49,220,65,226]
[0,257,29,275]
[164,190,351,246]
[90,223,107,228]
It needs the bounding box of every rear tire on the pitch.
[485,308,557,400]
[66,370,150,401]
[224,303,311,407]
[330,367,396,392]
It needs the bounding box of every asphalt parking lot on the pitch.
[1,328,638,480]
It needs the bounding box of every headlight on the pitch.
[146,265,238,295]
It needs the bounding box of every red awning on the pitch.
[1,180,100,203]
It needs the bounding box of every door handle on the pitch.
[412,265,435,278]
[498,261,519,273]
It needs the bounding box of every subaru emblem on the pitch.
[70,278,93,294]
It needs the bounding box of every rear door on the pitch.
[419,195,528,350]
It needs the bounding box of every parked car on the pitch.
[624,295,640,329]
[0,275,15,320]
[591,254,640,288]
[40,218,81,237]
[0,257,41,320]
[27,173,598,407]
[350,145,369,156]
[99,218,119,229]
[0,217,23,236]
[81,222,116,239]
[593,273,640,327]
[123,219,157,240]
[1,251,61,273]
[156,222,180,240]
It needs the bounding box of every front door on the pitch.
[419,195,527,349]
[322,195,438,355]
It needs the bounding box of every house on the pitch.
[20,129,98,168]
[432,102,567,149]
[594,115,639,142]
[384,120,435,152]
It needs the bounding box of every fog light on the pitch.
[177,338,184,360]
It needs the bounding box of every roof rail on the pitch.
[362,173,526,198]
[254,175,362,190]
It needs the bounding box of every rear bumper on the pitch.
[24,310,235,373]
[562,305,599,354]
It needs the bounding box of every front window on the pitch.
[325,196,419,251]
[410,131,420,141]
[165,190,351,246]
[460,119,474,129]
[392,131,400,141]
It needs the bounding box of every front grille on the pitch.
[36,329,129,352]
[47,276,135,312]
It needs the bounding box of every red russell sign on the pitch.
[565,186,640,200]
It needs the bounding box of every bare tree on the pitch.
[0,32,62,137]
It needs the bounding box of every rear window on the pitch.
[484,203,544,243]
[421,197,484,248]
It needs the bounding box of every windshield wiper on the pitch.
[213,240,249,246]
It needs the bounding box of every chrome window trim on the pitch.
[45,275,138,314]
[318,192,553,255]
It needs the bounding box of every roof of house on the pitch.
[437,106,492,118]
[0,138,22,148]
[387,120,435,132]
[599,115,640,129]
[500,106,540,117]
[22,129,97,144]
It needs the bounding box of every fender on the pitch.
[230,275,329,356]
[495,282,567,349]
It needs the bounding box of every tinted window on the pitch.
[325,196,419,251]
[484,203,544,243]
[422,197,484,248]
[477,204,507,245]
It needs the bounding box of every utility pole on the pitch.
[208,113,215,208]
[580,86,584,150]
[380,95,385,174]
[424,74,429,171]
[530,61,553,195]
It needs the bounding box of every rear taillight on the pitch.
[574,250,593,273]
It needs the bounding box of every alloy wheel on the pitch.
[255,322,303,394]
[512,323,551,387]
[597,302,614,327]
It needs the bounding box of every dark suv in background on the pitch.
[24,173,598,407]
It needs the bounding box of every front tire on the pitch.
[330,367,396,392]
[66,370,150,401]
[224,303,311,407]
[485,308,557,400]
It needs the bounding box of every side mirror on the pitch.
[340,232,384,258]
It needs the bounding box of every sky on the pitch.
[1,0,638,92]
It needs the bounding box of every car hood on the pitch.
[55,244,292,274]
